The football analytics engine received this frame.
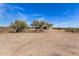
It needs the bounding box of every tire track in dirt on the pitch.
[12,40,34,55]
[0,29,79,55]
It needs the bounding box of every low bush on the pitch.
[64,28,79,33]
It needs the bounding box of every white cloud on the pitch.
[0,3,24,13]
[0,3,25,19]
[10,6,24,11]
[17,12,28,20]
[54,20,79,28]
[36,17,45,20]
[16,7,24,11]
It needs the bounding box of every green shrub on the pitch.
[10,20,28,32]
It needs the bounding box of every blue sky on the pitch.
[0,3,79,27]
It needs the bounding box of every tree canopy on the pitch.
[10,20,28,32]
[31,20,53,30]
[10,19,53,32]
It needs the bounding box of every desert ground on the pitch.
[0,29,79,56]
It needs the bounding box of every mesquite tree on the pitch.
[10,20,28,32]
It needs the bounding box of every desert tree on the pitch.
[31,20,53,31]
[31,20,40,29]
[10,20,28,32]
[39,20,53,30]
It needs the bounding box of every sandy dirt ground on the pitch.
[0,29,79,56]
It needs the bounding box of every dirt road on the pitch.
[0,29,79,56]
